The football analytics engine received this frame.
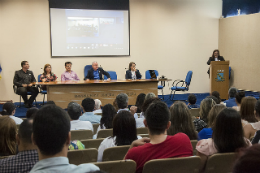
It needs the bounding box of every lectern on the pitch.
[210,61,230,100]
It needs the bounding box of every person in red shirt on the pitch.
[124,101,193,173]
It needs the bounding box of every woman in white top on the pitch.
[240,96,258,127]
[0,102,23,124]
[97,110,141,162]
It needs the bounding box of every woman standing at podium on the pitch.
[207,49,225,75]
[125,62,142,80]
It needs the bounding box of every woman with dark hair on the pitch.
[211,91,221,104]
[0,116,17,156]
[233,91,245,111]
[40,64,57,90]
[96,104,116,133]
[207,49,225,75]
[0,102,23,124]
[240,96,258,126]
[97,111,141,162]
[125,62,142,80]
[196,108,251,171]
[26,107,39,119]
[135,93,146,113]
[168,101,197,140]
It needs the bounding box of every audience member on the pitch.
[193,98,216,132]
[97,111,140,162]
[61,62,80,81]
[45,100,56,105]
[0,102,23,124]
[144,92,156,101]
[168,101,198,140]
[79,98,101,124]
[240,96,258,126]
[211,91,221,104]
[206,95,219,105]
[135,93,146,113]
[68,102,93,131]
[198,104,225,140]
[187,94,199,109]
[40,64,57,90]
[0,119,38,173]
[232,91,245,111]
[84,61,110,81]
[93,99,102,114]
[26,107,38,119]
[124,101,193,173]
[0,116,17,156]
[196,108,251,171]
[116,93,129,113]
[30,104,99,172]
[223,87,238,107]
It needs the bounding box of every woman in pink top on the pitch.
[196,108,251,171]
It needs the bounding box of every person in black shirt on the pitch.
[13,61,38,108]
[207,49,225,75]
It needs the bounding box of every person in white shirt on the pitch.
[0,102,23,124]
[93,99,102,114]
[97,111,142,162]
[67,102,93,132]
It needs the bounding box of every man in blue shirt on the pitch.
[79,98,101,124]
[84,61,111,81]
[187,94,200,109]
[223,87,238,107]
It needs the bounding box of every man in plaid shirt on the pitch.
[0,119,38,173]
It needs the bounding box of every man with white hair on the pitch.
[93,99,102,114]
[84,61,110,81]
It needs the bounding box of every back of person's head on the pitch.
[67,102,82,120]
[135,93,146,112]
[142,97,161,113]
[94,99,102,110]
[81,98,95,112]
[18,119,33,144]
[255,100,260,117]
[0,116,17,156]
[207,104,226,128]
[26,107,38,119]
[145,101,170,135]
[240,96,257,123]
[211,91,221,104]
[233,144,260,173]
[228,87,238,98]
[168,101,197,140]
[206,96,219,105]
[235,91,245,104]
[101,104,116,129]
[213,108,246,153]
[116,93,128,109]
[188,94,197,105]
[145,92,156,101]
[113,111,137,146]
[1,102,15,116]
[45,101,56,105]
[33,104,70,156]
[200,98,216,124]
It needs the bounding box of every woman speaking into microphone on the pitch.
[207,49,225,75]
[125,62,142,80]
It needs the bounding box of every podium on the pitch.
[210,61,230,100]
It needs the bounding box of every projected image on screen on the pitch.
[50,9,129,56]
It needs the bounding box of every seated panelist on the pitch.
[84,61,111,81]
[125,62,142,80]
[40,64,57,90]
[61,62,80,81]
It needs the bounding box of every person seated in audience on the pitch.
[116,93,129,113]
[68,102,93,131]
[232,91,245,111]
[168,101,198,140]
[0,116,17,157]
[45,100,56,105]
[223,87,238,107]
[124,101,193,173]
[0,119,38,172]
[252,130,260,144]
[240,96,258,126]
[93,99,102,114]
[0,102,23,124]
[40,64,57,90]
[125,62,142,80]
[187,94,199,109]
[61,62,80,81]
[243,100,260,139]
[233,144,260,173]
[97,111,141,162]
[79,98,101,124]
[211,91,221,104]
[193,98,216,132]
[206,95,219,105]
[198,104,225,140]
[30,104,99,172]
[196,108,251,171]
[26,107,38,119]
[84,61,110,81]
[135,93,146,113]
[144,92,156,101]
[13,61,39,108]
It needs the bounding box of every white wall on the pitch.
[0,0,222,102]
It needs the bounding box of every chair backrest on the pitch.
[71,130,93,140]
[137,127,148,134]
[190,108,200,117]
[93,123,100,134]
[67,149,98,165]
[190,140,198,156]
[93,160,136,173]
[38,74,42,82]
[104,71,117,80]
[145,70,159,79]
[204,153,236,173]
[97,129,113,139]
[84,65,92,77]
[81,138,105,149]
[142,156,201,173]
[185,71,193,86]
[102,145,130,162]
